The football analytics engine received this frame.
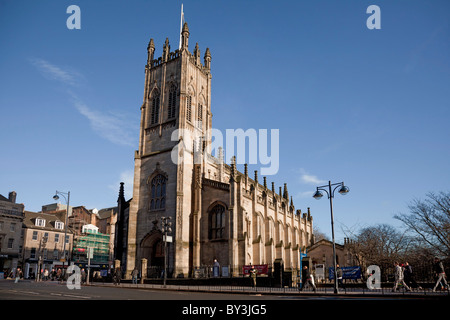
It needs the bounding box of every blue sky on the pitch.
[1,0,449,243]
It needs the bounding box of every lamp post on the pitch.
[53,190,70,277]
[160,216,172,288]
[313,181,349,294]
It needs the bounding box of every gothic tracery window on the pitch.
[186,95,192,122]
[151,91,160,125]
[209,204,225,239]
[150,174,166,210]
[168,84,177,119]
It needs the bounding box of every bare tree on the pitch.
[394,191,450,257]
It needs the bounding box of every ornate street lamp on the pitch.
[160,216,172,288]
[53,190,70,277]
[313,181,349,294]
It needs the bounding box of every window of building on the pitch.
[30,248,36,259]
[186,95,192,122]
[168,84,177,119]
[55,221,64,230]
[32,231,38,241]
[65,235,69,244]
[10,223,16,232]
[55,233,60,243]
[197,103,203,128]
[151,92,160,125]
[35,218,46,227]
[210,204,225,240]
[53,249,59,260]
[150,174,166,211]
[7,238,14,249]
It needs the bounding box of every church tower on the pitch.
[126,22,212,277]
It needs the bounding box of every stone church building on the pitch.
[125,22,314,279]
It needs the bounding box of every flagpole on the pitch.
[179,4,184,50]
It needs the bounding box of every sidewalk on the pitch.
[88,281,449,299]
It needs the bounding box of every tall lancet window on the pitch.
[186,95,192,123]
[150,174,166,210]
[168,84,177,119]
[151,91,160,125]
[197,103,203,128]
[209,204,225,239]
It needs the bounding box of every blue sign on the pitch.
[329,266,362,280]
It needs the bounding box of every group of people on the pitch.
[393,258,448,292]
[299,257,448,292]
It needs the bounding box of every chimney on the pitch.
[8,191,17,203]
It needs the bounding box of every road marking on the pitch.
[63,294,91,299]
[18,291,39,295]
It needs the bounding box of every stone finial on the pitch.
[147,38,155,65]
[263,177,267,189]
[204,47,211,69]
[162,38,170,62]
[181,22,190,49]
[254,170,258,183]
[244,163,248,176]
[283,183,289,200]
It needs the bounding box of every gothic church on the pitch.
[125,22,314,278]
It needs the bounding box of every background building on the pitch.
[22,210,73,279]
[0,191,24,277]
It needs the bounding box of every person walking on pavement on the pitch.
[14,268,22,283]
[432,257,448,292]
[250,265,257,288]
[392,261,411,292]
[300,265,316,292]
[131,267,139,284]
[336,264,345,290]
[403,262,422,290]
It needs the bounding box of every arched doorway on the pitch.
[141,231,164,278]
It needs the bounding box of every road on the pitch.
[1,280,446,319]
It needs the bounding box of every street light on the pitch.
[53,190,70,278]
[313,181,349,294]
[160,216,172,288]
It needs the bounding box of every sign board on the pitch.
[88,247,94,259]
[242,264,268,276]
[315,264,325,281]
[329,266,362,280]
[163,235,173,243]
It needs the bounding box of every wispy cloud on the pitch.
[30,57,137,147]
[29,58,83,86]
[72,97,136,147]
[299,168,326,185]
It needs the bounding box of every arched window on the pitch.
[150,174,166,210]
[186,95,192,122]
[209,204,225,239]
[168,84,177,119]
[197,103,203,128]
[151,91,160,125]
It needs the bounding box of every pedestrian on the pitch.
[300,266,316,292]
[249,265,257,288]
[43,269,49,281]
[432,257,448,292]
[14,268,22,283]
[213,259,220,277]
[131,267,139,284]
[392,262,411,292]
[403,262,422,290]
[81,268,86,284]
[56,268,62,283]
[336,264,345,290]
